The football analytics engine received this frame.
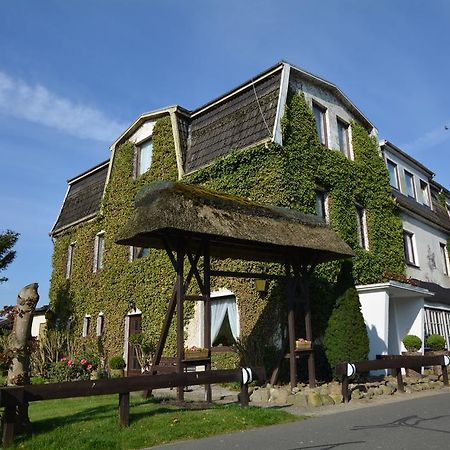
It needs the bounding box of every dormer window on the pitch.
[404,170,416,199]
[387,159,400,190]
[420,180,430,207]
[135,139,153,177]
[337,118,350,158]
[312,101,328,146]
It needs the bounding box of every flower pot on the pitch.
[185,350,209,360]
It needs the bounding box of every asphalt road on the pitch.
[151,391,450,450]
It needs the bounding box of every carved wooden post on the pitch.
[7,283,39,386]
[4,283,39,441]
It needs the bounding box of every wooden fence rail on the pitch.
[336,354,450,403]
[0,366,265,448]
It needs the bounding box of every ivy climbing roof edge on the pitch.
[116,181,354,264]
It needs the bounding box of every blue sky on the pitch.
[1,0,449,307]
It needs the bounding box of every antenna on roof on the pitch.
[251,78,273,139]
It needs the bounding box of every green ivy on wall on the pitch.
[50,92,405,375]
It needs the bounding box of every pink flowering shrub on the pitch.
[48,355,99,382]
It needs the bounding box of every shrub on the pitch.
[426,334,446,351]
[48,356,98,382]
[402,335,422,352]
[324,287,369,377]
[109,355,126,369]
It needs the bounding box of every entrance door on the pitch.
[127,314,142,375]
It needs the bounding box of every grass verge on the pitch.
[10,394,300,449]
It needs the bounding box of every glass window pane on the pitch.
[337,119,349,157]
[138,140,153,175]
[404,171,415,198]
[387,160,399,189]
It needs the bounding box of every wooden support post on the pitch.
[176,243,185,402]
[286,275,297,390]
[442,364,449,387]
[240,383,249,407]
[301,269,315,388]
[2,405,16,448]
[396,368,405,393]
[118,392,130,427]
[342,374,349,403]
[203,241,212,403]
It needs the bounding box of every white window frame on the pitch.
[315,190,329,223]
[312,100,328,147]
[403,230,418,266]
[419,179,430,207]
[135,138,153,177]
[82,315,91,338]
[404,170,416,199]
[356,204,369,250]
[386,159,400,190]
[66,242,75,279]
[336,117,351,159]
[440,242,449,276]
[129,246,150,262]
[96,312,104,337]
[93,231,105,273]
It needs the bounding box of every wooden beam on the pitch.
[210,270,285,281]
[184,295,206,301]
[300,268,315,388]
[0,368,266,404]
[176,242,185,402]
[203,240,212,402]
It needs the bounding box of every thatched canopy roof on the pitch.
[116,181,354,264]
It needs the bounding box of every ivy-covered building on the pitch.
[49,61,450,374]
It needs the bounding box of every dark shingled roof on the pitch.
[184,68,282,173]
[414,280,450,306]
[393,190,450,233]
[51,161,109,235]
[116,181,354,264]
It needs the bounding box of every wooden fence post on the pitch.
[240,383,249,407]
[442,364,449,387]
[2,405,16,448]
[119,393,130,427]
[341,374,349,403]
[396,368,405,393]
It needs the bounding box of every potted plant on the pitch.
[184,346,209,360]
[402,334,422,378]
[295,338,312,351]
[109,355,126,378]
[426,334,446,375]
[402,334,422,353]
[426,334,446,353]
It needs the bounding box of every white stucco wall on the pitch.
[358,288,390,359]
[388,297,424,355]
[129,120,156,144]
[402,212,450,289]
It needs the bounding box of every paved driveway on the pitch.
[151,390,450,450]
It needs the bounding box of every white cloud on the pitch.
[403,123,450,153]
[0,71,126,142]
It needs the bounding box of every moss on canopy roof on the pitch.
[117,181,354,264]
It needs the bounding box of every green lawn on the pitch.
[10,394,300,449]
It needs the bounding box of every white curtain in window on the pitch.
[211,296,238,343]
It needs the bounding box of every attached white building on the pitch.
[358,140,450,358]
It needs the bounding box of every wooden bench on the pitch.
[336,354,450,403]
